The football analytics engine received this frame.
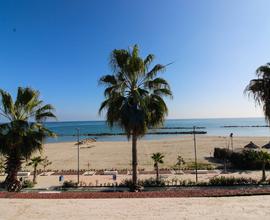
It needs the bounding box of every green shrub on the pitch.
[119,178,165,188]
[119,179,130,187]
[230,150,260,169]
[143,178,165,187]
[214,148,232,160]
[209,176,257,186]
[62,180,77,188]
[0,181,5,189]
[185,162,214,170]
[213,148,270,170]
[178,179,197,186]
[22,180,34,188]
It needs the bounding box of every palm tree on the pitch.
[0,87,56,191]
[99,45,172,190]
[151,152,165,182]
[175,155,185,173]
[256,150,270,181]
[27,156,45,183]
[245,63,270,122]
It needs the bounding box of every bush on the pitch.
[185,162,214,170]
[143,178,165,187]
[213,148,269,170]
[0,181,5,189]
[214,148,232,160]
[22,180,34,188]
[119,178,165,188]
[209,176,258,186]
[62,180,77,188]
[178,179,197,186]
[230,150,260,169]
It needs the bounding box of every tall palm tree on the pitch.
[151,152,165,182]
[27,156,45,183]
[0,87,56,191]
[245,63,270,122]
[99,45,172,190]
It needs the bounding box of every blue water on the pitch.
[44,117,270,143]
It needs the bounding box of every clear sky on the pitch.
[0,0,270,121]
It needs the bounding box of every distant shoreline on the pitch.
[55,131,207,137]
[43,118,270,143]
[221,125,270,128]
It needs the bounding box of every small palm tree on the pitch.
[41,156,52,175]
[151,152,165,182]
[0,87,56,191]
[245,63,270,122]
[99,45,172,190]
[175,155,185,173]
[256,150,270,181]
[27,156,45,183]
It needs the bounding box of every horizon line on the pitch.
[45,116,265,123]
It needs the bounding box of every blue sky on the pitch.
[0,0,270,121]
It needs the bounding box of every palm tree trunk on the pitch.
[132,134,138,187]
[262,162,266,181]
[156,164,159,182]
[33,166,37,183]
[4,152,22,192]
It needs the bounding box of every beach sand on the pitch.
[37,136,270,171]
[1,196,270,219]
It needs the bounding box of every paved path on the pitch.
[0,196,270,219]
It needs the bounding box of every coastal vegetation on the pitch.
[120,178,165,188]
[27,156,45,183]
[99,45,172,191]
[119,176,260,188]
[22,179,34,188]
[214,148,270,181]
[245,63,270,122]
[151,152,165,182]
[174,155,185,172]
[63,180,78,188]
[256,151,270,181]
[0,87,56,191]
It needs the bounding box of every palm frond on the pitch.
[245,64,270,123]
[99,45,172,137]
[145,64,166,80]
[0,89,15,120]
[144,54,155,69]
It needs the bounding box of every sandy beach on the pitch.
[37,136,270,171]
[1,196,270,219]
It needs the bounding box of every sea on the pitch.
[44,117,270,143]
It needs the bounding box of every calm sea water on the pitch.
[44,117,270,143]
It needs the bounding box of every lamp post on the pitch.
[193,126,198,183]
[76,128,80,185]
